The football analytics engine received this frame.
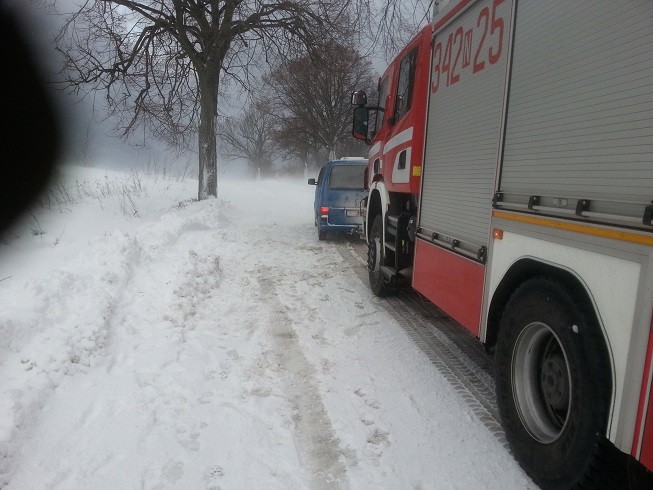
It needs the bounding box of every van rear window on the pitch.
[329,165,365,189]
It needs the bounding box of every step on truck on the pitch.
[350,0,653,487]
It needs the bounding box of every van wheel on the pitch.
[368,214,389,296]
[318,228,326,241]
[495,277,610,489]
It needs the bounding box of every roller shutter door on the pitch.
[500,0,653,223]
[419,0,514,258]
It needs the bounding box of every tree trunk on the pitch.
[197,73,219,200]
[328,147,336,160]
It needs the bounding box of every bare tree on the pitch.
[218,98,276,178]
[267,40,375,167]
[344,0,434,62]
[373,0,434,59]
[78,122,96,167]
[53,0,346,199]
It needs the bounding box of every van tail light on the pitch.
[320,207,329,215]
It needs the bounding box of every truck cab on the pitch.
[353,25,432,199]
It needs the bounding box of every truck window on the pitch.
[394,48,417,121]
[373,76,389,137]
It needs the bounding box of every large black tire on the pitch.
[318,227,326,241]
[496,277,611,489]
[368,214,390,296]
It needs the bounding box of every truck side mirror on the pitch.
[351,90,367,106]
[307,178,316,185]
[352,106,370,143]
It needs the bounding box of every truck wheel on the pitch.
[368,214,389,296]
[495,277,611,489]
[318,227,326,241]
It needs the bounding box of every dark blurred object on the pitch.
[0,5,60,233]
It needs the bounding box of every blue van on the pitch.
[308,159,367,240]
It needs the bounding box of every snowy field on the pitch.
[0,165,535,489]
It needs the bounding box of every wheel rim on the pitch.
[367,236,381,276]
[368,234,382,277]
[511,321,572,444]
[368,218,382,276]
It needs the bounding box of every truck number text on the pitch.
[431,0,508,93]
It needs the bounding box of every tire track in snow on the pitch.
[254,270,350,489]
[339,239,508,448]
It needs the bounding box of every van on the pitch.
[308,159,366,240]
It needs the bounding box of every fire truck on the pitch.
[351,0,653,487]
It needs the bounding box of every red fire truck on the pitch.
[351,0,653,487]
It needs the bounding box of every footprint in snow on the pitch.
[354,388,381,409]
[203,465,224,487]
[162,461,184,484]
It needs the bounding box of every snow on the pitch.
[0,165,535,489]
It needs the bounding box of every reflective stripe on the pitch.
[368,142,381,159]
[493,211,653,247]
[383,127,413,155]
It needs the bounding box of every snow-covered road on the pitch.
[0,167,535,489]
